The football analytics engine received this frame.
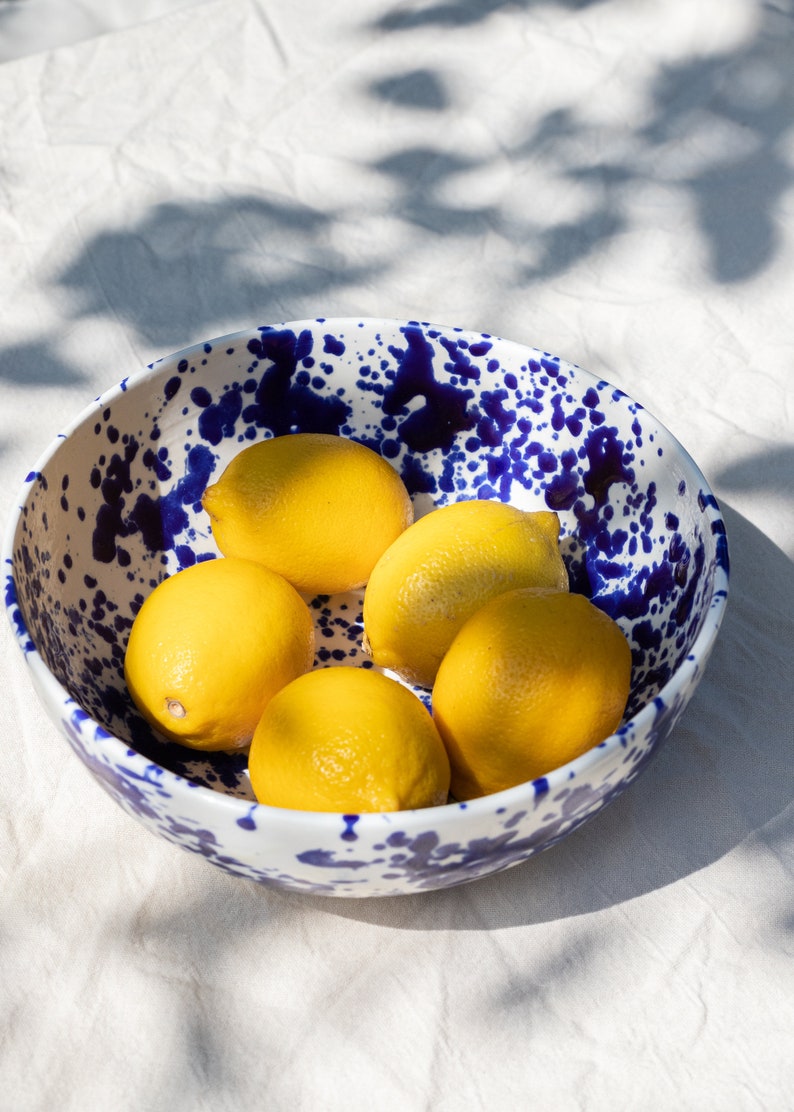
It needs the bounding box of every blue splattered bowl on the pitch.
[3,319,729,896]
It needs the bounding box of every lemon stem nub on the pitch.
[167,699,187,719]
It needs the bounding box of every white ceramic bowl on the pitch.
[3,319,729,896]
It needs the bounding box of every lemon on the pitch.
[362,500,569,688]
[201,433,414,596]
[431,587,632,799]
[124,557,315,751]
[248,666,450,812]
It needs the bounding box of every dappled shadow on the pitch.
[368,67,450,111]
[0,1,28,64]
[372,146,503,236]
[640,14,794,282]
[365,0,794,287]
[20,0,788,368]
[53,194,378,352]
[0,337,89,388]
[0,0,789,395]
[374,0,609,32]
[0,189,377,401]
[715,445,794,521]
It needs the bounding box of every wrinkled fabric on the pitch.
[0,2,792,1109]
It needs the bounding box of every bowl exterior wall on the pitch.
[26,653,689,897]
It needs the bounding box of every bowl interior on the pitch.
[6,319,728,801]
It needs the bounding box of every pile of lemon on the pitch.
[124,433,632,812]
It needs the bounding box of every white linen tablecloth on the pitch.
[1,1,792,1109]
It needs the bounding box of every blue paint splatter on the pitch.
[243,327,350,435]
[384,324,476,452]
[237,804,258,831]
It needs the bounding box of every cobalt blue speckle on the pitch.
[3,318,729,897]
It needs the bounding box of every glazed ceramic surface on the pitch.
[3,319,729,896]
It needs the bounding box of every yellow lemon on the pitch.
[362,500,569,688]
[432,587,632,799]
[201,433,414,596]
[124,557,315,751]
[248,666,450,812]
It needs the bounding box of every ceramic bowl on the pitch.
[3,318,729,897]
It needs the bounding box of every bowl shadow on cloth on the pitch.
[309,501,793,929]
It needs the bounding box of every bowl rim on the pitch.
[2,317,731,831]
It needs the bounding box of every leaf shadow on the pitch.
[373,0,610,32]
[52,193,380,353]
[364,1,794,288]
[0,337,88,388]
[368,68,451,112]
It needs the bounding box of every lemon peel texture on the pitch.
[202,433,414,595]
[432,587,632,799]
[249,666,450,812]
[124,557,315,751]
[362,500,569,687]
